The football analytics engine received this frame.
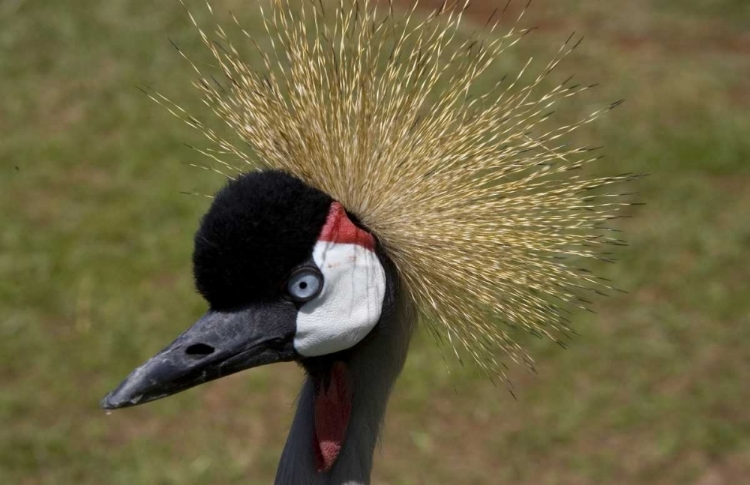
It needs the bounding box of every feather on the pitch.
[160,0,636,379]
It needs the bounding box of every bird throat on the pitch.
[311,360,352,473]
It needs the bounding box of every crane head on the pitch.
[101,170,389,410]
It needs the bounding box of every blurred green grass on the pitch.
[1,0,749,484]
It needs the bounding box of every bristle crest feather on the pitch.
[163,0,633,380]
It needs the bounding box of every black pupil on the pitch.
[299,281,308,289]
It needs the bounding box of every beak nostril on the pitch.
[185,343,215,357]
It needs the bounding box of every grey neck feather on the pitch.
[275,272,415,485]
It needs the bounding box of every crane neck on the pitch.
[275,286,414,485]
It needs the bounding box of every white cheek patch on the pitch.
[293,240,386,357]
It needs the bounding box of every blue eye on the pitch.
[286,268,323,302]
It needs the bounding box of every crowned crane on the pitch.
[101,1,634,483]
[104,170,414,482]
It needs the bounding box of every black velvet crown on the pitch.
[193,170,333,310]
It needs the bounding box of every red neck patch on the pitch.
[312,361,353,473]
[318,202,375,251]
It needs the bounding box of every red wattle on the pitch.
[313,361,352,473]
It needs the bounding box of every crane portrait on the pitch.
[3,0,748,484]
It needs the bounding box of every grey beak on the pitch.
[101,304,298,410]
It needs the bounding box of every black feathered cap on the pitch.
[193,170,333,310]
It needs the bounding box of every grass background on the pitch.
[2,0,749,483]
